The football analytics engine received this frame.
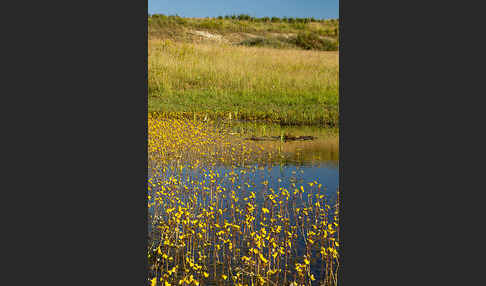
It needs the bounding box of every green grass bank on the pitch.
[148,16,339,126]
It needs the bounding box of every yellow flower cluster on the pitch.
[148,116,339,286]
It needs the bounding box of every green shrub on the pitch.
[237,14,251,21]
[293,32,338,51]
[238,37,293,49]
[197,19,223,30]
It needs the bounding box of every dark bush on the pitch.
[237,14,251,21]
[197,19,223,30]
[293,32,338,51]
[238,37,293,49]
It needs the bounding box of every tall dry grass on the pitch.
[148,40,339,126]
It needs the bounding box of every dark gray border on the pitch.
[4,0,149,283]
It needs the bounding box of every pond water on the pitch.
[219,120,339,200]
[147,118,339,285]
[149,121,339,206]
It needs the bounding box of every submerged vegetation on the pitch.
[148,116,340,286]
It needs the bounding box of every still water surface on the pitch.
[148,121,339,283]
[149,122,339,209]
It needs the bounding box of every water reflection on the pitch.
[148,119,340,284]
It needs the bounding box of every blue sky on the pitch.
[148,0,339,19]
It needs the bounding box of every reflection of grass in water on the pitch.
[216,119,338,137]
[266,139,339,164]
[219,120,339,164]
[148,116,340,286]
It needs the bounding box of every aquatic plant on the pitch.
[148,116,339,286]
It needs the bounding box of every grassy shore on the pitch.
[148,39,339,126]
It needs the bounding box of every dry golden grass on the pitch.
[149,39,338,92]
[148,40,339,126]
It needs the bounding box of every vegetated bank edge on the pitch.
[148,14,339,51]
[147,110,338,128]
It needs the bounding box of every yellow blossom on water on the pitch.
[147,116,340,285]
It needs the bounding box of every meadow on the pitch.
[148,40,339,126]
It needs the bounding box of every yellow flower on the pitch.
[259,253,268,264]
